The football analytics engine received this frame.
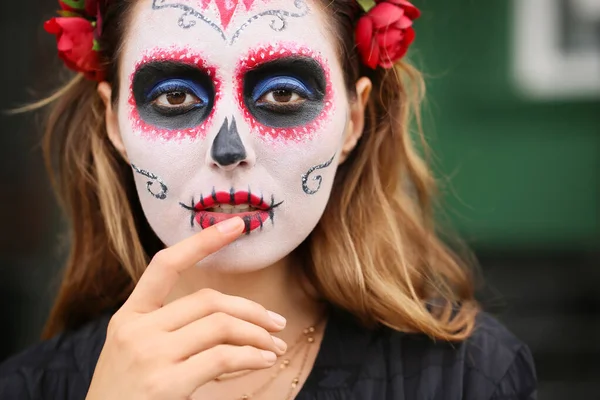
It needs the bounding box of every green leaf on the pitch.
[60,0,86,10]
[356,0,376,12]
[92,39,102,52]
[57,10,82,17]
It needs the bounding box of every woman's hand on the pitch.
[86,217,288,400]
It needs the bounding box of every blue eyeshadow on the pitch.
[251,76,315,103]
[145,78,210,105]
[131,61,216,130]
[242,57,327,128]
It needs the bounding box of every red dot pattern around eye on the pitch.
[128,47,221,141]
[235,43,335,143]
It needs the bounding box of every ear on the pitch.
[339,77,372,164]
[97,82,129,162]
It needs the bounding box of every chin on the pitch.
[192,228,306,273]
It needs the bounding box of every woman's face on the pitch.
[108,0,360,271]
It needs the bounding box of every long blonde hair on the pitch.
[40,0,478,340]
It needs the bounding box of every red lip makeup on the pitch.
[180,189,283,233]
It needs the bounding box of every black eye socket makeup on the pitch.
[132,61,216,131]
[242,57,327,128]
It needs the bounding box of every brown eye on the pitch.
[260,90,302,105]
[272,90,293,103]
[166,91,186,105]
[155,91,201,108]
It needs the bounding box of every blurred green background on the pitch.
[416,0,599,251]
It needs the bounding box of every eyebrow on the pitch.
[134,61,204,77]
[237,43,328,73]
[130,47,215,80]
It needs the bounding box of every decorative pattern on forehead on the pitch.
[128,47,221,141]
[236,43,334,143]
[196,0,261,30]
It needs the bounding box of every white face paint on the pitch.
[118,0,349,271]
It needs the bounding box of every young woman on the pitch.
[0,0,537,399]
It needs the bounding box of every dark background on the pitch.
[1,1,599,399]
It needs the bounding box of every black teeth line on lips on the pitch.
[268,195,285,226]
[211,187,218,203]
[248,185,252,205]
[179,201,195,211]
[190,197,196,228]
[178,199,197,228]
[179,192,284,231]
[200,194,206,208]
[269,194,275,225]
[230,187,235,205]
[243,216,252,235]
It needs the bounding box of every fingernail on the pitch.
[272,336,288,353]
[260,350,277,363]
[267,311,287,327]
[215,217,243,234]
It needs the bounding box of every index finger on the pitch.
[124,217,245,313]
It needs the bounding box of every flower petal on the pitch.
[57,35,75,51]
[393,15,414,30]
[356,16,380,69]
[43,18,61,35]
[376,0,421,20]
[52,16,95,33]
[368,41,381,69]
[369,3,405,29]
[355,16,374,53]
[377,27,404,50]
[85,0,99,17]
[403,26,416,48]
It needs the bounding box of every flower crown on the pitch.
[45,0,420,82]
[44,0,107,81]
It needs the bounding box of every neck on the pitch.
[166,254,325,343]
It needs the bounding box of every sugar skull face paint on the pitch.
[116,0,352,271]
[151,0,310,44]
[131,164,169,199]
[237,43,334,142]
[129,47,221,141]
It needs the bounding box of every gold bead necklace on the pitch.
[214,320,322,400]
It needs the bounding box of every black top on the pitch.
[0,309,537,399]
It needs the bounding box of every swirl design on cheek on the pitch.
[131,164,169,200]
[301,154,335,195]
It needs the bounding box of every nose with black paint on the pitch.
[210,117,251,170]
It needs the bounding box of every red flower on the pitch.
[355,0,421,69]
[44,17,105,81]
